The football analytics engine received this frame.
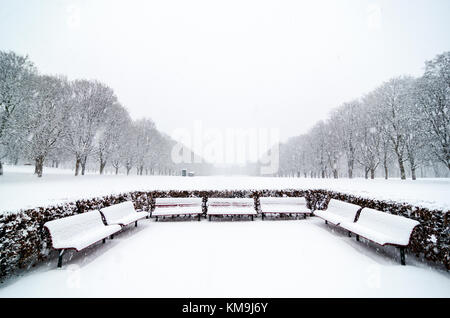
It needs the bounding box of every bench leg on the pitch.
[208,215,211,221]
[399,247,406,265]
[303,214,306,219]
[57,249,65,268]
[348,231,351,237]
[102,238,106,244]
[325,220,328,225]
[262,213,265,220]
[155,216,158,222]
[110,234,114,239]
[135,221,138,227]
[356,234,360,242]
[251,215,254,221]
[198,214,201,221]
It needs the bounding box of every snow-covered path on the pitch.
[1,218,449,297]
[1,165,450,214]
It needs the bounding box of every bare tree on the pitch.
[65,80,117,176]
[415,52,450,171]
[21,75,73,177]
[0,51,36,175]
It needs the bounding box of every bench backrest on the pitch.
[357,208,420,245]
[326,199,361,221]
[100,201,137,224]
[259,197,307,205]
[44,210,105,246]
[207,198,254,207]
[155,197,202,208]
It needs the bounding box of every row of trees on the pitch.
[0,51,180,177]
[278,52,449,180]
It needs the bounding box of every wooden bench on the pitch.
[314,199,361,226]
[44,210,122,268]
[207,198,257,221]
[259,197,312,220]
[100,201,149,228]
[339,207,420,265]
[153,197,203,221]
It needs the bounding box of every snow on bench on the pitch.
[259,197,312,220]
[100,201,149,228]
[339,207,420,265]
[314,199,361,226]
[314,199,420,265]
[153,197,203,221]
[207,198,257,221]
[44,210,121,268]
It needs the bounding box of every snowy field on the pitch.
[1,165,449,297]
[0,218,449,297]
[1,165,450,214]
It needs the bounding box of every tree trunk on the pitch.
[35,156,44,178]
[81,155,87,175]
[333,169,338,179]
[0,161,3,176]
[126,166,131,175]
[370,168,375,179]
[75,157,81,176]
[364,168,369,179]
[398,158,406,180]
[115,166,119,175]
[411,166,417,180]
[408,154,417,180]
[99,160,106,175]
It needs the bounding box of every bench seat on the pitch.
[260,197,311,214]
[100,201,148,227]
[44,210,122,267]
[207,198,256,220]
[339,208,420,247]
[153,197,203,220]
[314,199,361,225]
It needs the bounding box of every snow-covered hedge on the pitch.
[0,189,448,280]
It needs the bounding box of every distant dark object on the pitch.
[24,162,32,166]
[181,169,187,177]
[188,171,195,177]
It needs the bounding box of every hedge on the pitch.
[0,189,448,280]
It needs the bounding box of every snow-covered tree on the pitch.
[94,102,131,174]
[64,80,117,176]
[415,52,450,171]
[21,75,73,177]
[0,51,36,175]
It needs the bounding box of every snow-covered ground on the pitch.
[1,165,449,214]
[1,165,449,297]
[0,218,449,297]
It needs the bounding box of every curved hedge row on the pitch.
[0,189,448,280]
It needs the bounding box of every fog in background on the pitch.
[1,0,449,162]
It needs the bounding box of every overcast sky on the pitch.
[1,0,449,159]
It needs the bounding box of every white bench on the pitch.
[207,198,257,221]
[100,201,149,227]
[44,210,122,268]
[153,197,203,221]
[314,199,361,226]
[315,199,420,265]
[259,197,312,220]
[339,207,420,265]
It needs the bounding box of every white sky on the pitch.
[1,0,449,160]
